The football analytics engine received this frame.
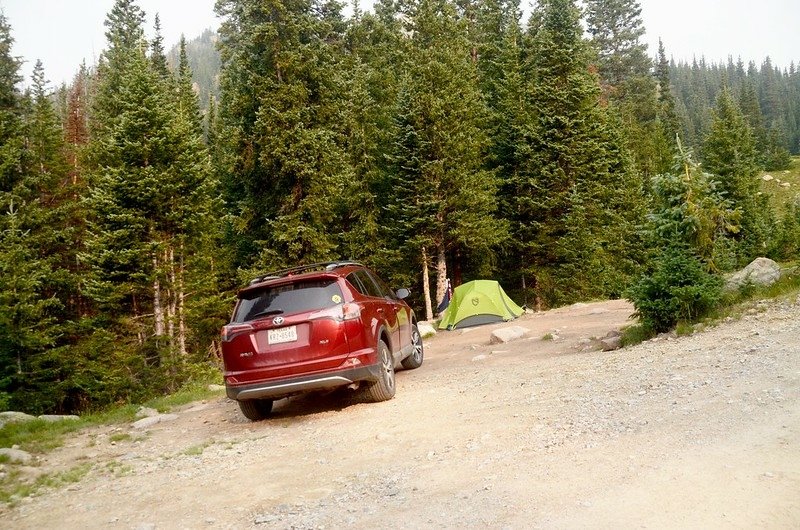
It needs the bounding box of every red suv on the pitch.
[221,262,423,420]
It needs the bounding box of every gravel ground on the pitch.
[2,298,799,529]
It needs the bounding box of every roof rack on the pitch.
[248,261,364,285]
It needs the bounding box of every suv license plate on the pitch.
[268,326,297,345]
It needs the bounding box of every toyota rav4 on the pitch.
[220,262,424,420]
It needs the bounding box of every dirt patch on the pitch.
[3,299,799,529]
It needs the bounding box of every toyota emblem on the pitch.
[273,316,285,326]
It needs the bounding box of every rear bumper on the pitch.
[226,365,379,401]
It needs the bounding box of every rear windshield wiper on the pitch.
[249,309,284,319]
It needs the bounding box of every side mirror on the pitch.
[395,288,410,299]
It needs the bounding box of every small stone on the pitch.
[472,355,488,362]
[207,384,225,392]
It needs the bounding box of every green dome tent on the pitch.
[438,280,524,330]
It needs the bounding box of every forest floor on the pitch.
[2,298,799,529]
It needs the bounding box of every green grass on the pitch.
[0,463,92,505]
[0,376,225,505]
[759,156,800,214]
[620,324,655,347]
[541,333,555,341]
[0,376,224,456]
[105,460,133,477]
[108,432,132,443]
[181,441,212,457]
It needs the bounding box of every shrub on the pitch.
[627,246,723,333]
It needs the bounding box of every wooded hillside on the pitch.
[1,0,798,414]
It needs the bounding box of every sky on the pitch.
[1,0,798,89]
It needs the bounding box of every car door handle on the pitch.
[377,308,384,313]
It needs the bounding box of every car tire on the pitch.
[363,339,396,402]
[238,398,274,421]
[401,324,424,370]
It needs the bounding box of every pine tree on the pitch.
[502,0,645,305]
[702,87,773,264]
[585,0,665,179]
[336,3,406,269]
[0,204,61,410]
[84,0,221,392]
[649,38,680,174]
[176,36,201,129]
[585,0,651,94]
[215,0,355,272]
[150,14,170,80]
[0,13,23,196]
[0,23,79,411]
[384,0,506,313]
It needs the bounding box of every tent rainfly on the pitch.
[438,280,524,330]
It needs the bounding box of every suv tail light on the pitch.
[221,323,253,342]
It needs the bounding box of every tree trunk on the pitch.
[435,243,447,315]
[422,247,433,321]
[153,254,164,336]
[167,246,177,359]
[177,242,187,357]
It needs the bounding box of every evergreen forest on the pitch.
[1,0,799,414]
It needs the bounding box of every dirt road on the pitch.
[3,298,799,529]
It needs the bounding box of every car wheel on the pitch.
[363,339,396,402]
[401,324,424,370]
[238,398,274,421]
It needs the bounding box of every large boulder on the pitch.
[417,321,437,339]
[489,326,530,344]
[725,257,782,292]
[132,413,179,430]
[0,448,33,465]
[38,414,80,423]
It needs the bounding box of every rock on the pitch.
[0,448,33,465]
[0,411,36,424]
[472,355,488,362]
[781,182,791,188]
[417,321,437,338]
[762,174,774,181]
[600,335,622,351]
[604,330,622,339]
[135,407,159,419]
[131,413,179,430]
[588,308,609,315]
[37,414,80,423]
[724,257,782,291]
[489,326,530,344]
[207,384,225,392]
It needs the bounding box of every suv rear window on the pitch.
[233,279,343,323]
